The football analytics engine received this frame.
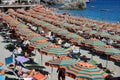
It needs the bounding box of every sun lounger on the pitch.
[5,56,47,80]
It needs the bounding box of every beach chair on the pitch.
[5,55,48,80]
[5,55,21,80]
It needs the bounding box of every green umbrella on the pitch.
[31,37,46,42]
[88,31,97,35]
[94,46,120,68]
[17,23,26,27]
[9,22,18,26]
[34,42,51,49]
[81,27,91,31]
[41,47,67,56]
[83,39,105,47]
[66,33,79,39]
[111,35,120,41]
[64,64,108,80]
[45,59,78,67]
[70,38,85,45]
[94,47,120,55]
[88,60,98,65]
[96,31,111,37]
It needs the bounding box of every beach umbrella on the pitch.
[81,27,91,31]
[110,54,120,62]
[32,42,51,49]
[94,46,120,55]
[69,38,85,46]
[82,39,105,47]
[41,47,68,56]
[66,33,79,39]
[92,26,100,31]
[88,31,97,35]
[31,36,47,42]
[17,23,27,28]
[82,38,105,59]
[96,31,111,38]
[64,63,108,80]
[57,30,69,35]
[45,59,78,67]
[111,35,120,41]
[9,22,18,27]
[88,60,98,65]
[94,46,120,67]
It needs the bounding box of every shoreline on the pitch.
[56,9,119,24]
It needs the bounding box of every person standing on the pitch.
[57,67,65,80]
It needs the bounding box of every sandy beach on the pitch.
[0,4,120,80]
[0,34,120,80]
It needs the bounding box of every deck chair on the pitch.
[5,55,21,80]
[5,55,13,65]
[5,56,47,80]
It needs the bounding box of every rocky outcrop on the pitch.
[59,0,86,10]
[40,0,86,10]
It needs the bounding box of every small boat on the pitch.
[100,9,109,12]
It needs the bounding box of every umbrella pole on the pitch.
[41,54,43,65]
[53,56,54,60]
[106,55,108,68]
[91,51,94,60]
[91,54,93,60]
[51,67,53,73]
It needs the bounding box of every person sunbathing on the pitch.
[16,67,36,78]
[8,65,38,78]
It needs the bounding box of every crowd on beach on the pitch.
[0,4,120,80]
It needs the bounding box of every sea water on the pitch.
[58,0,120,23]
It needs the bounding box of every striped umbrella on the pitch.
[41,47,68,56]
[82,39,105,47]
[110,54,120,62]
[64,64,108,80]
[96,31,111,38]
[94,46,120,67]
[87,31,98,35]
[66,33,80,39]
[94,46,120,55]
[31,37,47,42]
[111,35,120,41]
[45,59,78,67]
[32,42,51,49]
